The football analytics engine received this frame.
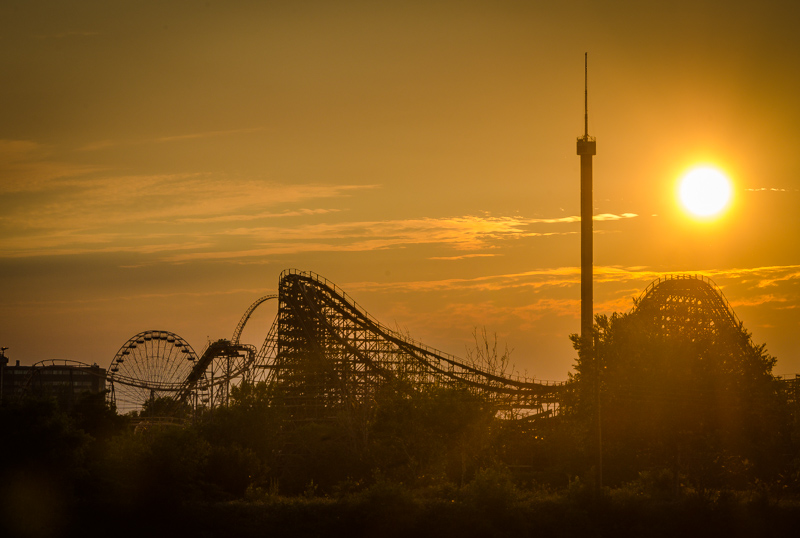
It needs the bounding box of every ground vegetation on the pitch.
[1,317,800,536]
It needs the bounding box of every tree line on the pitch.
[1,309,800,536]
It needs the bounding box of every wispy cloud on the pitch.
[346,267,582,294]
[0,170,378,257]
[78,127,265,152]
[161,215,581,263]
[728,295,790,308]
[0,241,215,259]
[430,253,500,261]
[160,213,639,263]
[1,173,374,227]
[155,127,264,143]
[745,187,797,192]
[337,265,800,340]
[78,140,116,152]
[345,264,800,301]
[0,139,40,160]
[701,265,800,288]
[176,208,342,224]
[35,31,99,39]
[501,213,638,224]
[0,208,636,261]
[0,141,640,262]
[2,285,277,308]
[595,213,638,221]
[0,139,105,193]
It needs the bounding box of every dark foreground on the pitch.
[5,487,800,538]
[185,495,800,538]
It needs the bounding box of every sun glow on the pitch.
[678,166,733,218]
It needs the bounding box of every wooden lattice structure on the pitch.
[632,274,742,339]
[267,270,564,420]
[104,271,794,421]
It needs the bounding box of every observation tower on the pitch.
[577,53,601,489]
[576,53,596,351]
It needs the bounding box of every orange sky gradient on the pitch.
[1,1,798,380]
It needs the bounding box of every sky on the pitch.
[1,0,799,381]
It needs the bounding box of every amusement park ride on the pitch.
[106,269,566,417]
[93,269,760,421]
[13,60,784,422]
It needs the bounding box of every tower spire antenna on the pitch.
[584,52,588,139]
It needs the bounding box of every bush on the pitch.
[461,466,525,515]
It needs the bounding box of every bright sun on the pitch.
[678,166,732,218]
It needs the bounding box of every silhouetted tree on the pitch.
[369,381,496,487]
[0,396,93,536]
[278,420,365,495]
[72,390,127,440]
[197,382,283,496]
[140,394,191,419]
[465,326,513,378]
[99,426,210,509]
[570,311,789,490]
[200,382,283,455]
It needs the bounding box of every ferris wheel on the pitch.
[108,330,198,415]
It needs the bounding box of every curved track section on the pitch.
[632,274,742,338]
[232,295,278,344]
[102,272,767,420]
[271,269,564,420]
[176,339,257,407]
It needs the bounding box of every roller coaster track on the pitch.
[101,270,794,418]
[105,330,257,413]
[175,339,258,404]
[232,295,277,344]
[632,274,744,338]
[269,269,564,420]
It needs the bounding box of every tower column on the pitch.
[576,52,600,491]
[579,150,594,342]
[576,51,596,357]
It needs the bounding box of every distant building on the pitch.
[777,374,800,406]
[1,359,106,407]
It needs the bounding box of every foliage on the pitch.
[100,425,210,508]
[204,442,262,499]
[0,396,90,477]
[369,382,497,487]
[278,420,366,495]
[346,477,421,536]
[3,317,800,536]
[71,390,127,440]
[460,465,526,515]
[465,326,513,378]
[140,394,192,419]
[199,382,283,458]
[0,394,103,537]
[569,310,790,488]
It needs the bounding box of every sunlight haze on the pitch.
[678,166,733,218]
[1,0,799,380]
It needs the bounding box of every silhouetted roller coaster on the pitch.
[267,270,563,420]
[633,273,744,338]
[83,270,788,417]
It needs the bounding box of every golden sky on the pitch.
[1,0,799,380]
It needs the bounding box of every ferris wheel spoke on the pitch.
[108,330,197,414]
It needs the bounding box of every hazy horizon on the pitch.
[1,0,799,381]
